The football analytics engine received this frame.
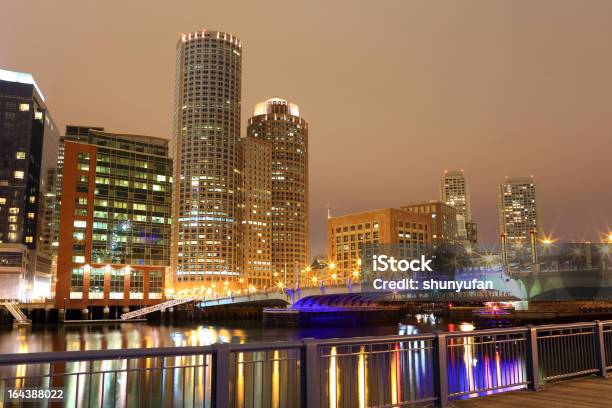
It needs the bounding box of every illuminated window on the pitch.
[73,231,85,241]
[8,232,17,241]
[14,171,24,179]
[9,224,17,231]
[156,175,166,182]
[25,236,33,243]
[34,111,43,120]
[27,212,35,219]
[129,269,144,299]
[70,267,84,294]
[78,163,90,171]
[73,220,87,228]
[19,103,30,112]
[0,197,5,205]
[89,267,105,299]
[8,216,17,223]
[29,196,35,204]
[72,255,85,263]
[15,152,25,160]
[110,268,125,298]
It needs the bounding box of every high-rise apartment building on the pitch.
[440,170,471,220]
[327,208,432,280]
[499,176,540,243]
[247,98,308,287]
[400,201,458,244]
[240,136,272,290]
[440,170,471,241]
[0,68,59,301]
[172,30,242,293]
[55,130,172,310]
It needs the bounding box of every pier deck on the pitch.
[455,376,612,407]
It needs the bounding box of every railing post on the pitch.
[433,331,449,407]
[594,321,608,377]
[301,338,321,408]
[526,325,541,391]
[212,343,230,408]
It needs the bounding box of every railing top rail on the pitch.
[0,344,215,365]
[311,333,436,347]
[445,326,529,338]
[531,321,604,331]
[230,340,305,352]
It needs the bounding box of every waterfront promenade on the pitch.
[0,320,610,406]
[456,376,612,407]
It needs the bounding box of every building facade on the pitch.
[499,176,540,243]
[240,136,272,291]
[172,30,243,294]
[55,130,172,309]
[0,69,59,301]
[247,98,308,287]
[327,208,432,281]
[440,170,471,241]
[400,201,458,244]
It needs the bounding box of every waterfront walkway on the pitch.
[455,376,612,407]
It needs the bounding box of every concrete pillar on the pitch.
[81,309,89,320]
[103,306,110,318]
[58,309,65,322]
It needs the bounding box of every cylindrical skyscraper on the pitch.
[247,98,308,287]
[172,30,242,295]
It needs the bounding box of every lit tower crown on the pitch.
[247,97,309,287]
[171,29,242,292]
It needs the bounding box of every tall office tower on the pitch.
[0,69,59,301]
[172,30,242,295]
[55,130,172,311]
[499,176,540,243]
[247,98,309,287]
[440,170,471,241]
[240,136,272,290]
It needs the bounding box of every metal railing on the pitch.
[0,321,610,407]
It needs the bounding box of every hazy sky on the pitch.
[3,0,612,255]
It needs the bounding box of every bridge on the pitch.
[118,264,612,320]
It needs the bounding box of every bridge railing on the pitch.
[0,321,610,407]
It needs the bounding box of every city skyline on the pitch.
[3,1,612,255]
